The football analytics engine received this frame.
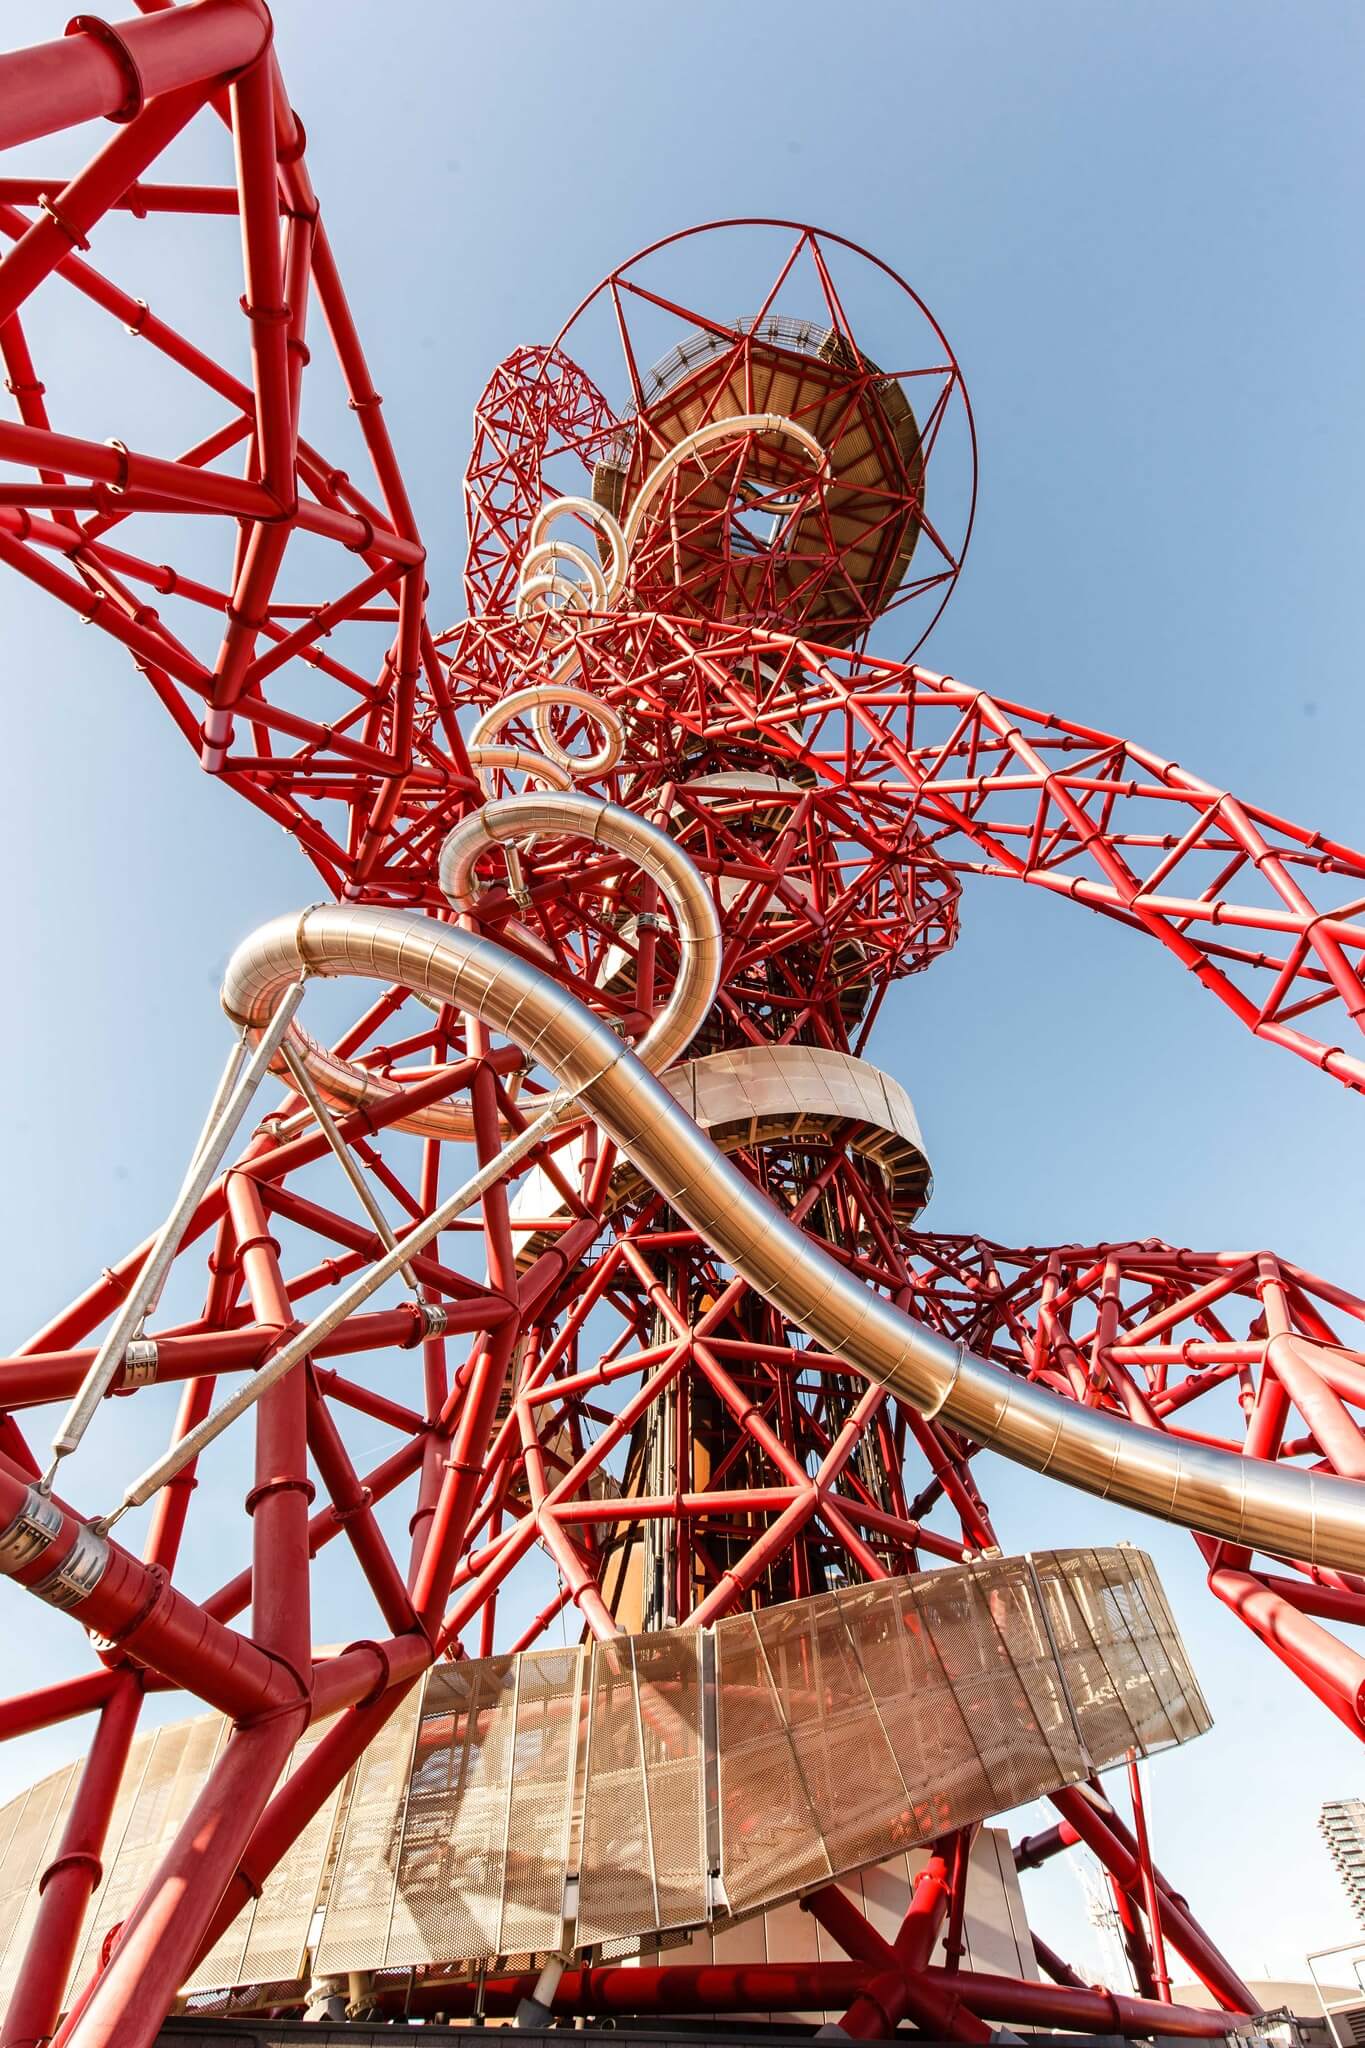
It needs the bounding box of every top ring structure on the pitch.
[541,220,978,651]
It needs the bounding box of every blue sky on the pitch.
[2,0,1364,1991]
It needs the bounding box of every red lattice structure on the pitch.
[0,11,1362,2048]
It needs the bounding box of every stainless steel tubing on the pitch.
[222,905,1365,1573]
[438,791,722,1078]
[620,412,829,558]
[248,794,720,1144]
[467,686,624,788]
[464,743,573,795]
[524,496,628,606]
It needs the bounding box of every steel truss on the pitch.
[0,9,1360,2047]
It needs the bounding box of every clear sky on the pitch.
[2,0,1364,1994]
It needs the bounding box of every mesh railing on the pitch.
[0,1545,1209,2013]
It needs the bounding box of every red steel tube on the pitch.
[188,1669,424,1971]
[1128,1751,1172,2001]
[1211,1565,1365,1734]
[0,82,210,324]
[226,1175,312,1684]
[0,1668,118,1741]
[0,1308,442,1409]
[0,1674,142,2048]
[800,1856,987,2042]
[0,1,270,152]
[56,1711,301,2048]
[380,1961,1237,2037]
[304,1371,418,1637]
[0,1455,301,1723]
[1050,1786,1256,2012]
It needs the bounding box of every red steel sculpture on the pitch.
[0,8,1362,2046]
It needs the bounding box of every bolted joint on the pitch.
[119,1338,159,1389]
[0,1487,63,1575]
[0,1487,112,1611]
[64,14,145,123]
[335,1636,395,1709]
[245,1473,317,1515]
[31,1523,111,1610]
[37,190,92,249]
[332,1485,374,1526]
[38,1847,103,1894]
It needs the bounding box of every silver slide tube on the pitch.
[467,685,624,794]
[264,794,720,1144]
[221,905,1365,1573]
[438,791,722,1079]
[620,413,829,556]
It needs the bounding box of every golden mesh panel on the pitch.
[385,1655,520,1969]
[0,1764,78,2017]
[187,1864,253,1993]
[0,1546,1211,1992]
[313,1681,420,1973]
[1035,1562,1121,1763]
[1083,1550,1183,1755]
[714,1611,831,1916]
[752,1591,905,1879]
[1054,1554,1148,1764]
[66,1717,225,2004]
[901,1568,1022,1818]
[973,1561,1088,1787]
[836,1579,968,1840]
[1127,1549,1213,1742]
[577,1638,660,1944]
[632,1628,706,1934]
[189,1715,343,1993]
[932,1567,1077,1814]
[494,1647,579,1957]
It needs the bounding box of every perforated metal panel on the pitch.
[190,1715,346,1994]
[314,1647,584,1974]
[67,1715,226,2007]
[577,1629,706,1944]
[311,1680,421,1972]
[385,1656,515,1971]
[0,1546,1212,2008]
[0,1763,78,2012]
[715,1556,1100,1917]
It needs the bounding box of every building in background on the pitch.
[1321,1805,1365,1934]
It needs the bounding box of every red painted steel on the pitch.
[0,6,1356,2043]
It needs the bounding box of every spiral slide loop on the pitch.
[520,495,628,614]
[620,411,829,556]
[439,790,722,1079]
[221,901,1365,1576]
[243,790,719,1141]
[467,685,623,795]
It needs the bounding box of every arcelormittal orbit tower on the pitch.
[0,12,1363,2048]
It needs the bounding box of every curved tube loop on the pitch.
[463,743,573,795]
[621,412,829,557]
[439,791,721,1078]
[526,494,628,603]
[516,567,596,622]
[468,684,623,789]
[517,541,608,618]
[221,903,1365,1575]
[241,793,717,1143]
